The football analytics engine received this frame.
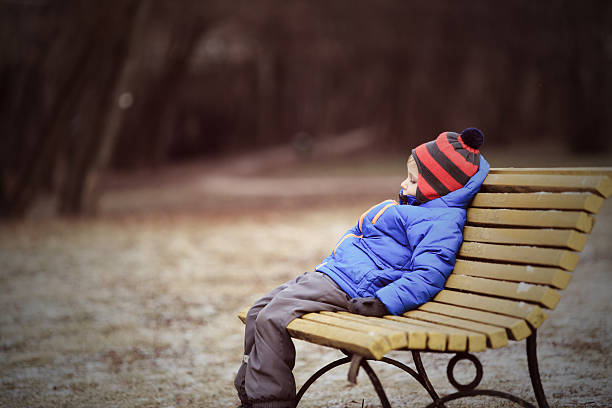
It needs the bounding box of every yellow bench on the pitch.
[238,167,611,408]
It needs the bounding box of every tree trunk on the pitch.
[565,1,610,153]
[1,8,100,218]
[76,0,150,215]
[57,1,143,215]
[143,14,207,167]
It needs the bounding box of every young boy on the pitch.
[235,128,489,408]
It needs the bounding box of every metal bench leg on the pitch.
[423,351,537,408]
[411,351,443,403]
[352,352,443,408]
[360,359,393,408]
[296,354,393,408]
[295,356,351,404]
[527,330,550,408]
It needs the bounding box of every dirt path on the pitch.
[1,196,611,407]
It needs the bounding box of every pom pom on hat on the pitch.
[460,128,484,149]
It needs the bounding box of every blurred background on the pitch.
[2,2,612,407]
[1,0,611,218]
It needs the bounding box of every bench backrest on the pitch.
[410,168,612,338]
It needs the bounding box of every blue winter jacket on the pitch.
[316,157,490,316]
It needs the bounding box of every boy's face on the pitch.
[400,156,418,197]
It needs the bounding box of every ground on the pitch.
[1,143,612,407]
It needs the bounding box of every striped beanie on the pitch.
[411,128,484,203]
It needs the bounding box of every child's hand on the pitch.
[348,297,389,317]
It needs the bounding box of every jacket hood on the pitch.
[421,156,490,209]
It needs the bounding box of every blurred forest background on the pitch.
[1,0,611,218]
[2,3,612,406]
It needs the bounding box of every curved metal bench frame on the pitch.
[296,329,548,408]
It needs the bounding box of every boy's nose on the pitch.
[400,178,409,189]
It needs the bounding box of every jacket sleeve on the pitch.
[375,216,464,315]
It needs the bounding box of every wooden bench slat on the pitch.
[433,290,547,328]
[463,226,588,251]
[286,318,389,360]
[445,275,561,309]
[380,316,448,351]
[467,208,594,233]
[471,192,604,214]
[418,302,531,341]
[402,310,509,349]
[459,242,580,271]
[490,167,612,177]
[384,315,480,352]
[238,308,249,324]
[453,260,572,289]
[301,313,408,349]
[390,317,466,352]
[481,174,612,198]
[328,312,428,349]
[383,315,487,352]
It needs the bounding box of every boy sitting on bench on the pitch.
[235,128,489,408]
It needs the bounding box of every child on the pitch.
[235,128,489,408]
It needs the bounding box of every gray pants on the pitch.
[234,271,351,408]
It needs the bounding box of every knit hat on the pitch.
[411,128,484,203]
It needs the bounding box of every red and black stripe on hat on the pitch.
[411,128,484,203]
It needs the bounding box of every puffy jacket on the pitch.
[316,156,490,315]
